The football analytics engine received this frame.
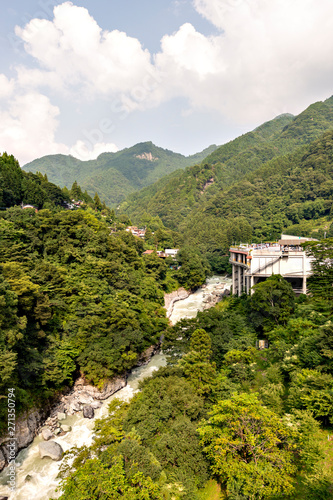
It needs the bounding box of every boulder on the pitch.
[83,406,95,419]
[54,428,61,435]
[41,428,53,441]
[25,474,33,482]
[57,412,66,421]
[60,425,72,432]
[38,441,64,461]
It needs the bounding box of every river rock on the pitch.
[39,441,64,461]
[83,406,95,419]
[164,287,191,318]
[60,425,72,432]
[41,428,53,441]
[57,412,66,421]
[54,428,61,435]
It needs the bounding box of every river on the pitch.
[0,275,230,500]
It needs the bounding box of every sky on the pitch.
[1,0,333,165]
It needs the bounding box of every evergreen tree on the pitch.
[93,192,102,211]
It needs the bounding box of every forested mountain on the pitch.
[122,98,333,226]
[0,152,70,209]
[121,98,333,272]
[2,95,333,499]
[23,142,218,207]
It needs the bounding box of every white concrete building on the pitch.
[229,235,317,296]
[165,249,179,258]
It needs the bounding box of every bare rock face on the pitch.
[0,449,6,471]
[41,428,53,441]
[164,288,191,319]
[38,441,64,461]
[0,408,49,472]
[16,410,45,449]
[77,393,94,405]
[75,376,126,401]
[136,345,159,367]
[83,406,95,419]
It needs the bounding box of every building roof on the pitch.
[278,234,318,246]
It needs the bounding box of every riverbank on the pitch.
[164,287,191,319]
[0,354,167,500]
[0,344,160,475]
[169,275,231,325]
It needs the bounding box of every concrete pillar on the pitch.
[302,276,307,295]
[237,266,241,296]
[250,275,254,295]
[232,263,236,295]
[302,253,307,294]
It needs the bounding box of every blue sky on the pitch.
[1,0,333,165]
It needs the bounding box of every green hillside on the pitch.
[120,98,333,272]
[181,130,333,259]
[0,152,70,209]
[23,142,217,207]
[122,98,333,228]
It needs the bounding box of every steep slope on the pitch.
[181,130,333,257]
[122,97,333,229]
[23,142,218,207]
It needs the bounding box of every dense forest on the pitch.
[121,98,333,274]
[57,241,333,499]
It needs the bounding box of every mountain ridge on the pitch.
[121,97,333,230]
[23,142,218,207]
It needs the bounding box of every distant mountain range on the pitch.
[23,142,218,206]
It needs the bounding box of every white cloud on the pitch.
[0,74,15,99]
[0,92,69,165]
[69,140,118,161]
[153,0,333,121]
[15,1,156,100]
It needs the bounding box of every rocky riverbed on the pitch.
[0,344,159,474]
